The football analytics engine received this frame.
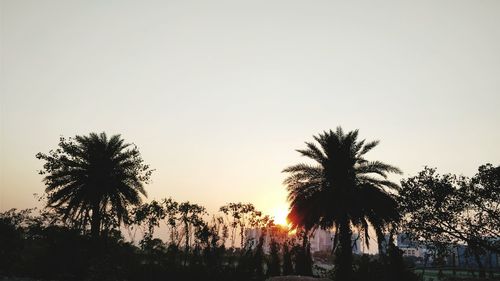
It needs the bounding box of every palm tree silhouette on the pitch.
[283,127,401,280]
[37,132,151,238]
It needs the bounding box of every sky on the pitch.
[1,0,500,221]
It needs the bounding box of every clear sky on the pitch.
[1,0,500,219]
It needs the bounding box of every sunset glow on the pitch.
[271,205,289,226]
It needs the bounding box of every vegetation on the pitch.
[0,202,316,281]
[399,164,500,278]
[283,127,402,280]
[35,132,153,239]
[0,129,498,281]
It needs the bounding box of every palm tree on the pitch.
[36,132,153,238]
[283,127,401,280]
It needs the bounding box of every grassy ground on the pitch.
[267,277,331,281]
[415,268,500,281]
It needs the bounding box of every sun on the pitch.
[272,206,289,226]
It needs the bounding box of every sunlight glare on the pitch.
[272,206,289,226]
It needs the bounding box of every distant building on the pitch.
[395,233,427,258]
[244,225,288,253]
[245,227,364,254]
[448,244,500,269]
[388,233,500,269]
[378,233,428,259]
[307,228,363,254]
[309,228,334,253]
[401,247,426,258]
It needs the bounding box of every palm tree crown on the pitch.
[37,132,152,238]
[283,127,401,279]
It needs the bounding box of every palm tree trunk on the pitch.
[302,231,313,276]
[335,218,353,281]
[302,231,308,250]
[375,228,386,258]
[91,204,101,239]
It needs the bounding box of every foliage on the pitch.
[36,132,153,238]
[350,251,418,281]
[283,127,401,280]
[132,200,165,242]
[5,130,496,281]
[282,240,294,275]
[219,202,262,248]
[398,164,500,277]
[464,164,500,252]
[351,254,385,281]
[291,236,313,276]
[267,237,281,276]
[383,241,420,281]
[0,209,29,276]
[0,205,269,281]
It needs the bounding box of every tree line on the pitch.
[0,129,498,281]
[0,199,314,281]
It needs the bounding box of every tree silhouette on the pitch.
[132,200,166,243]
[36,132,153,238]
[267,238,281,276]
[219,202,261,249]
[399,165,500,278]
[283,127,401,280]
[282,240,294,275]
[178,201,206,261]
[163,198,180,245]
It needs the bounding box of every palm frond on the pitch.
[283,126,401,259]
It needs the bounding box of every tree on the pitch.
[399,165,500,278]
[291,230,313,276]
[384,238,419,281]
[267,238,281,276]
[465,164,500,252]
[282,240,294,275]
[253,227,266,280]
[163,198,180,245]
[219,202,243,249]
[283,127,401,281]
[0,209,29,275]
[36,132,153,238]
[178,202,206,257]
[219,202,261,249]
[133,200,166,243]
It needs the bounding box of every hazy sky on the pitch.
[1,0,500,218]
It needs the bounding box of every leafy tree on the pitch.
[178,202,206,256]
[133,200,166,243]
[238,204,262,249]
[352,254,384,281]
[197,215,227,277]
[267,238,281,276]
[1,202,313,281]
[282,240,294,275]
[253,230,266,280]
[36,132,153,238]
[291,230,313,276]
[163,198,181,245]
[219,202,261,249]
[384,239,419,281]
[220,202,243,248]
[283,127,401,280]
[0,209,27,275]
[464,164,500,252]
[399,165,500,278]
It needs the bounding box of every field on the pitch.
[415,268,500,281]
